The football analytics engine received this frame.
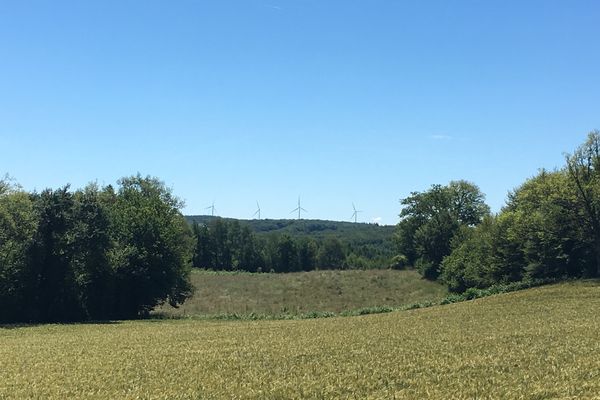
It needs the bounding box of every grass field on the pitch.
[155,269,448,317]
[2,281,600,399]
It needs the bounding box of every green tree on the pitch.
[275,234,298,272]
[28,187,83,322]
[441,216,505,292]
[441,170,587,292]
[110,175,193,319]
[396,181,489,280]
[191,222,214,269]
[0,183,38,323]
[505,170,587,279]
[566,130,600,276]
[297,237,318,271]
[317,237,346,269]
[70,184,115,320]
[210,218,232,270]
[237,225,263,272]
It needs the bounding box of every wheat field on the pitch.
[1,281,600,399]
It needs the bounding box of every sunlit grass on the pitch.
[156,269,448,317]
[2,281,600,399]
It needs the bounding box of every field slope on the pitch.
[2,281,600,399]
[156,269,448,317]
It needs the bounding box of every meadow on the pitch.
[155,269,448,317]
[2,281,600,399]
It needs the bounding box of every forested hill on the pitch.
[184,215,395,242]
[184,216,396,271]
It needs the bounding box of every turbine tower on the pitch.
[205,201,217,217]
[253,201,261,220]
[351,203,363,223]
[290,196,307,220]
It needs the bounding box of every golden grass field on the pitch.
[2,280,600,399]
[156,269,448,317]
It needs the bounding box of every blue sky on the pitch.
[1,1,599,225]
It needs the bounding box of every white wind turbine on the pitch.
[205,201,217,217]
[290,196,307,220]
[351,203,363,223]
[253,201,261,220]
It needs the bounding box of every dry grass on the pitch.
[156,269,448,317]
[2,281,600,399]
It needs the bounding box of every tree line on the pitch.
[396,131,600,292]
[4,131,597,322]
[0,175,193,323]
[190,218,389,272]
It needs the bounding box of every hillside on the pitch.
[155,269,448,317]
[185,215,397,262]
[186,215,394,241]
[3,281,599,398]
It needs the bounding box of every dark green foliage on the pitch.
[0,175,193,323]
[439,279,555,304]
[566,130,600,276]
[186,215,395,269]
[396,180,490,280]
[188,218,390,272]
[0,184,38,323]
[191,222,212,269]
[296,238,318,271]
[440,132,600,293]
[28,187,82,322]
[441,170,592,293]
[441,216,518,292]
[237,226,264,272]
[274,234,299,272]
[70,185,115,320]
[317,237,346,269]
[109,176,193,318]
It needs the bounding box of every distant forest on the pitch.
[184,216,396,272]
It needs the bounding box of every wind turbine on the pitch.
[252,201,261,220]
[205,201,217,217]
[290,196,307,220]
[351,203,363,223]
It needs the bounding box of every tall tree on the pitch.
[0,184,38,323]
[210,218,232,270]
[110,175,193,318]
[191,222,214,269]
[566,130,600,276]
[297,238,318,271]
[275,234,298,272]
[29,187,83,322]
[317,237,346,269]
[396,181,489,280]
[70,184,115,320]
[237,225,263,272]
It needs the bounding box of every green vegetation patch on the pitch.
[155,269,448,317]
[2,281,600,399]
